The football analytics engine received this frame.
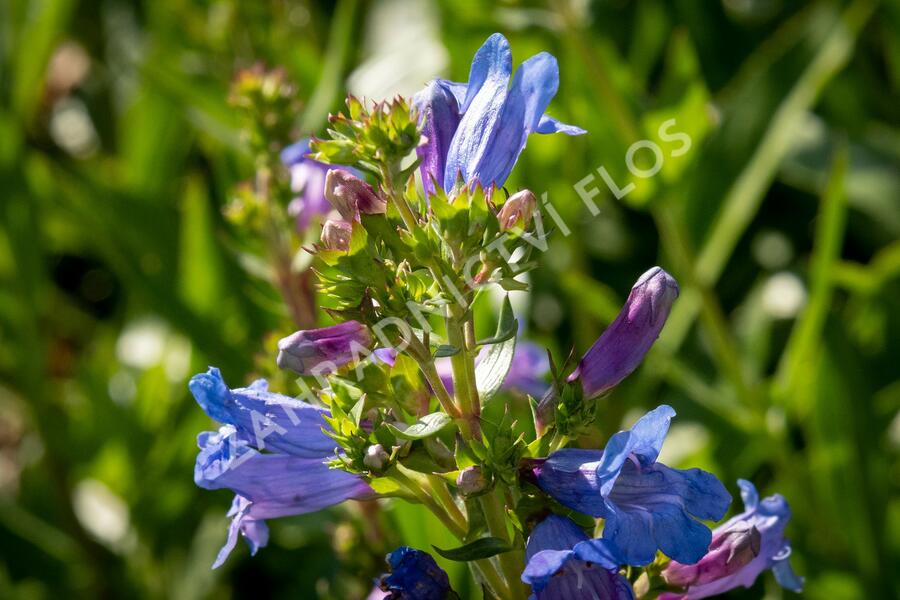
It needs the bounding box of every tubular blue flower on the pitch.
[376,546,452,600]
[276,320,373,376]
[413,33,585,193]
[529,405,732,566]
[195,425,373,568]
[280,138,339,232]
[189,366,335,456]
[660,480,803,599]
[569,266,679,399]
[522,514,634,600]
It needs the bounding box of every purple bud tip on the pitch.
[324,169,386,222]
[570,267,679,399]
[497,189,537,231]
[456,466,488,496]
[276,321,373,375]
[321,219,352,251]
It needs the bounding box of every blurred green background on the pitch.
[1,0,898,598]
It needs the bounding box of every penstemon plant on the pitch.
[192,34,804,599]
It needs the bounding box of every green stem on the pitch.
[447,307,481,439]
[479,489,528,599]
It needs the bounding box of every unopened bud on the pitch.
[663,524,761,587]
[363,444,390,471]
[276,321,373,375]
[324,169,386,221]
[456,466,488,496]
[497,190,536,231]
[569,266,679,399]
[321,219,352,251]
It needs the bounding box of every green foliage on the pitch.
[0,0,898,599]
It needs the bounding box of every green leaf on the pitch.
[432,537,513,562]
[477,295,517,345]
[475,334,517,400]
[388,412,451,440]
[434,344,460,358]
[349,395,366,427]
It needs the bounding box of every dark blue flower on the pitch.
[522,514,634,600]
[377,546,453,600]
[531,405,732,566]
[190,367,335,456]
[195,425,372,568]
[413,33,584,193]
[660,480,803,598]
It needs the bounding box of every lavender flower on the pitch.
[660,480,803,598]
[413,33,585,194]
[276,321,373,375]
[529,405,732,566]
[522,514,634,599]
[194,425,372,568]
[280,139,337,231]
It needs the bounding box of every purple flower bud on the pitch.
[320,219,352,251]
[456,466,488,496]
[276,321,373,375]
[497,189,536,231]
[663,524,761,587]
[324,169,386,221]
[570,266,679,399]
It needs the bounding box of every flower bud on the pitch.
[276,321,373,375]
[320,219,352,251]
[569,266,679,398]
[456,466,488,496]
[663,524,761,587]
[497,189,536,231]
[324,169,386,221]
[363,444,390,471]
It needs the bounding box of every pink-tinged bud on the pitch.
[276,321,373,375]
[497,190,536,231]
[363,444,390,471]
[456,466,488,496]
[321,219,352,251]
[324,169,386,221]
[663,524,761,588]
[569,266,679,399]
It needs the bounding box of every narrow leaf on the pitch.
[388,412,452,440]
[432,537,513,562]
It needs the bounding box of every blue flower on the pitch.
[660,480,803,599]
[190,367,335,456]
[280,139,336,231]
[376,547,453,600]
[190,368,372,567]
[522,514,634,599]
[530,405,732,566]
[413,33,585,194]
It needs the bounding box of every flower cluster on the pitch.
[191,33,802,599]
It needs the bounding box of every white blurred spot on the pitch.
[347,0,448,99]
[752,230,793,270]
[73,479,132,549]
[115,317,192,381]
[49,97,99,158]
[533,293,563,331]
[116,318,167,369]
[108,371,137,405]
[761,272,806,319]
